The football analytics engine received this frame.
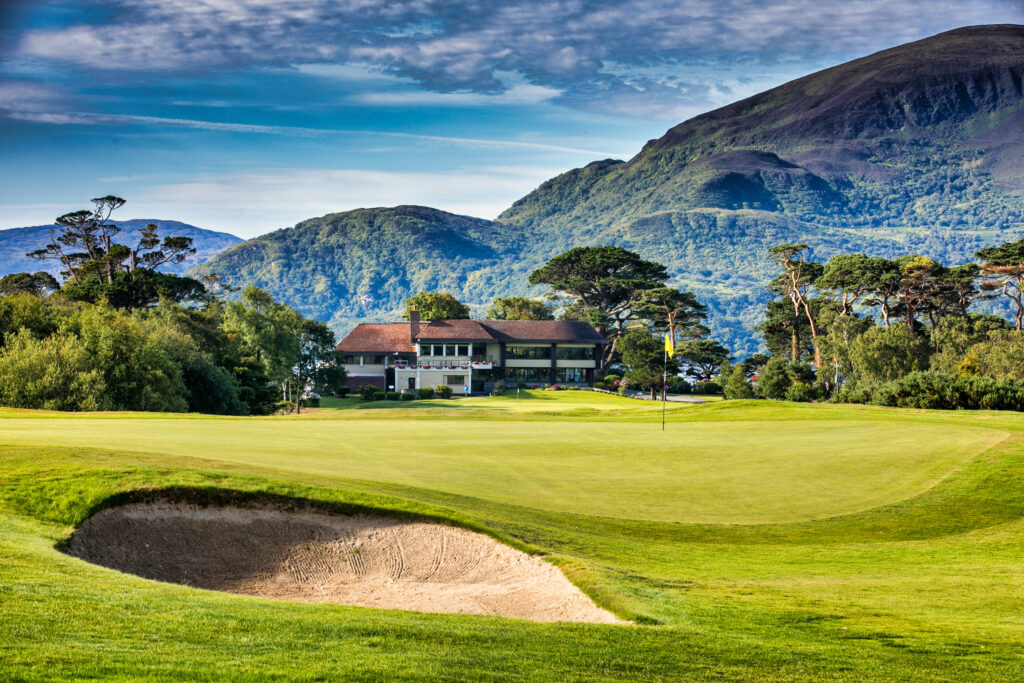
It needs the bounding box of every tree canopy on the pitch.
[485,296,554,320]
[402,292,470,321]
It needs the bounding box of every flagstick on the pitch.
[662,344,667,432]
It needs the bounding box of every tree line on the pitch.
[0,196,345,414]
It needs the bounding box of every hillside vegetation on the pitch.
[197,25,1024,354]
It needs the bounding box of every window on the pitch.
[555,368,586,383]
[344,354,360,364]
[556,346,593,360]
[505,344,551,360]
[505,367,551,383]
[445,374,466,385]
[425,344,469,357]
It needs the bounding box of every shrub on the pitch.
[400,391,416,401]
[694,380,722,395]
[601,374,620,384]
[617,385,628,396]
[435,384,453,399]
[784,382,818,402]
[358,385,381,401]
[593,381,608,390]
[275,400,295,413]
[856,371,1024,411]
[723,365,756,400]
[417,386,435,399]
[334,386,348,398]
[490,380,506,396]
[850,323,930,383]
[300,396,320,408]
[385,391,400,401]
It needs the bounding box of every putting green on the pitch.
[0,408,1006,523]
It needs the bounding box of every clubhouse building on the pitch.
[336,310,607,394]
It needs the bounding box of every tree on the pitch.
[29,197,195,286]
[223,286,301,393]
[529,246,668,373]
[849,323,930,384]
[817,254,890,316]
[485,296,554,320]
[61,269,208,309]
[618,329,678,399]
[758,357,816,400]
[976,237,1024,332]
[291,318,343,414]
[768,244,824,366]
[402,292,470,321]
[676,339,731,382]
[635,287,709,344]
[723,363,756,399]
[0,272,59,297]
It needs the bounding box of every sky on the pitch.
[1,1,1022,238]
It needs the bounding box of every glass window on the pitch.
[505,367,551,383]
[344,354,360,364]
[445,374,466,385]
[556,346,593,360]
[555,368,586,383]
[505,344,551,360]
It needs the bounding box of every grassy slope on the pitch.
[2,393,1024,680]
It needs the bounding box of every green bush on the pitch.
[847,371,1024,411]
[334,386,348,398]
[724,365,756,399]
[601,374,620,384]
[358,385,381,401]
[617,385,628,396]
[275,400,295,413]
[300,396,320,408]
[400,391,416,401]
[385,391,400,401]
[417,387,435,399]
[694,380,722,395]
[784,382,818,402]
[592,381,608,390]
[435,384,453,399]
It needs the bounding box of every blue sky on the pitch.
[1,1,1021,237]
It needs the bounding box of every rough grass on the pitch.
[2,394,1024,680]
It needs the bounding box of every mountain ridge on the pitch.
[198,25,1024,354]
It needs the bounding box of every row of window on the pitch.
[505,367,588,383]
[504,345,594,360]
[346,346,594,365]
[420,344,472,357]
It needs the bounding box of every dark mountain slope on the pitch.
[0,220,242,277]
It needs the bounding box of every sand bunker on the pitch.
[65,502,622,624]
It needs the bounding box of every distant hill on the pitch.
[0,220,242,277]
[198,25,1024,354]
[195,206,535,330]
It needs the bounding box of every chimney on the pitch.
[409,306,420,343]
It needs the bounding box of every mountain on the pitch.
[0,220,242,277]
[195,206,536,330]
[198,25,1024,354]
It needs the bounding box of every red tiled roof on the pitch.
[334,323,415,353]
[480,320,607,343]
[335,319,606,352]
[413,319,496,341]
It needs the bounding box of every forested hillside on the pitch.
[198,25,1024,354]
[196,206,541,331]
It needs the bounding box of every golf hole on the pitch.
[64,501,623,624]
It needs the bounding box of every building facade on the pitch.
[336,310,606,394]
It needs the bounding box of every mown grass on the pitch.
[1,393,1023,680]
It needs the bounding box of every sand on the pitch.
[64,502,623,624]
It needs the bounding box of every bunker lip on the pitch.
[63,500,625,624]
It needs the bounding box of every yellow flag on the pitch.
[664,333,674,357]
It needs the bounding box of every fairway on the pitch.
[0,400,1004,523]
[3,392,1024,680]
